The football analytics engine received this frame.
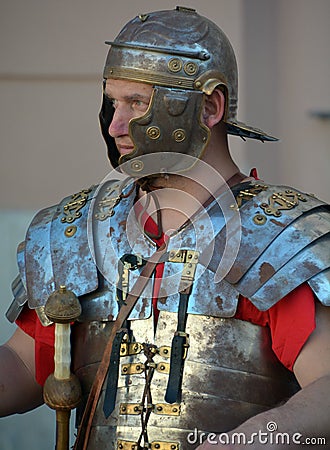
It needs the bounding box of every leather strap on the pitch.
[165,289,190,404]
[73,243,167,450]
[102,328,127,418]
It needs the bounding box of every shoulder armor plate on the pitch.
[9,180,156,323]
[216,182,330,309]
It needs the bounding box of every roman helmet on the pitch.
[99,6,277,176]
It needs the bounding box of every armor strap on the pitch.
[165,291,190,404]
[73,243,168,450]
[165,249,199,403]
[103,329,127,418]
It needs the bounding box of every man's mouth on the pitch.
[117,144,134,155]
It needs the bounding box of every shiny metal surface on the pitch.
[216,183,330,309]
[72,312,299,449]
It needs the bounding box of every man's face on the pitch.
[105,78,153,157]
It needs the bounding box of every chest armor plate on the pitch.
[72,311,299,449]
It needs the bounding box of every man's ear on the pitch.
[202,88,225,128]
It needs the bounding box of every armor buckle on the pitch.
[117,441,179,450]
[174,331,190,359]
[168,249,199,293]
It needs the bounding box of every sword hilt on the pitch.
[43,286,82,450]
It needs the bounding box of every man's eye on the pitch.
[105,95,117,108]
[132,99,148,111]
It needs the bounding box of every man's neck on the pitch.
[136,166,244,237]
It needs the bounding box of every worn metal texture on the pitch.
[25,205,57,308]
[235,208,330,298]
[6,275,28,322]
[209,183,330,309]
[308,268,330,305]
[251,233,329,309]
[6,241,29,322]
[156,184,240,317]
[19,186,100,313]
[221,184,326,284]
[90,180,155,320]
[50,186,99,296]
[16,241,27,288]
[72,312,299,449]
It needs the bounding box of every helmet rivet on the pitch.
[184,61,198,76]
[168,58,182,73]
[173,129,186,142]
[146,126,161,140]
[195,81,202,89]
[130,160,144,171]
[138,14,149,22]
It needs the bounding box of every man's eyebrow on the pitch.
[105,91,150,102]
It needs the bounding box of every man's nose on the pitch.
[108,107,129,138]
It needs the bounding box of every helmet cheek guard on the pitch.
[99,89,120,169]
[119,87,210,176]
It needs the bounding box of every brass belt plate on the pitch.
[155,362,170,374]
[121,362,170,375]
[117,441,179,450]
[119,343,170,357]
[119,402,181,416]
[153,403,181,416]
[158,346,171,358]
[119,403,144,415]
[117,441,138,450]
[151,442,179,450]
[120,341,144,356]
[121,363,145,375]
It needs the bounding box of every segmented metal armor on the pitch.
[7,179,330,449]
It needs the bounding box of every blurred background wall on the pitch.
[0,0,329,448]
